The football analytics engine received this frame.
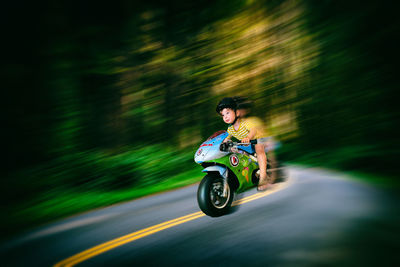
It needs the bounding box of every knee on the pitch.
[255,144,265,153]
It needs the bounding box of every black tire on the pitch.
[197,173,234,217]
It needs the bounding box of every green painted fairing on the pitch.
[207,153,259,193]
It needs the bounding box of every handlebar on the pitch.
[250,139,258,145]
[219,139,257,152]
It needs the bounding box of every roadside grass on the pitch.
[3,167,203,241]
[4,143,398,241]
[343,171,400,190]
[278,143,400,190]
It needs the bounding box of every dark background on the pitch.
[1,0,399,236]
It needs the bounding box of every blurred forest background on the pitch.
[2,0,399,235]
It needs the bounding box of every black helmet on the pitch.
[233,96,253,110]
[216,97,237,114]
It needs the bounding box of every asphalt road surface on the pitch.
[1,167,399,266]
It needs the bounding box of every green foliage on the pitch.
[1,145,202,240]
[5,145,195,200]
[278,141,398,177]
[2,0,399,238]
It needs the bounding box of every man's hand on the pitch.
[241,137,250,143]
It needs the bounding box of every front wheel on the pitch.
[197,174,234,217]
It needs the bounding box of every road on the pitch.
[1,167,399,266]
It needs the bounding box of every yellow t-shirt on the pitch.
[227,117,267,140]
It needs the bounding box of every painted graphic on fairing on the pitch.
[194,130,282,217]
[229,154,239,167]
[194,131,230,164]
[194,130,262,217]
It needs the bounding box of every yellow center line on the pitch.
[53,212,204,267]
[233,182,287,206]
[54,181,289,267]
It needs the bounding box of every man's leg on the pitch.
[255,143,269,191]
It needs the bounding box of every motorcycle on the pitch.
[194,130,280,217]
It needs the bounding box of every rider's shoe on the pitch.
[257,183,273,191]
[257,177,270,191]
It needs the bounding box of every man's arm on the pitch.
[242,128,257,143]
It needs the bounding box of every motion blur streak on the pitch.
[3,0,399,246]
[232,180,291,206]
[54,182,291,267]
[54,212,205,267]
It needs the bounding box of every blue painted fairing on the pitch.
[237,144,255,154]
[194,131,229,164]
